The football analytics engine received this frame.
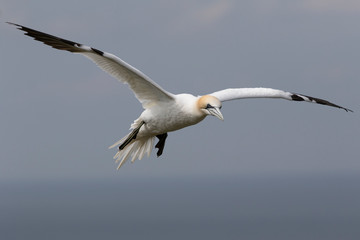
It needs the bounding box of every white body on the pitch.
[108,93,209,167]
[138,94,205,137]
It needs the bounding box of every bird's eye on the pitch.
[219,106,222,109]
[206,104,214,109]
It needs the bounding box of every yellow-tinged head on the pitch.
[197,95,224,120]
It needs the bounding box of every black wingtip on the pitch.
[343,107,353,113]
[7,22,84,53]
[291,93,352,113]
[6,22,21,28]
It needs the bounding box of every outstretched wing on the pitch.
[8,22,175,109]
[210,88,352,112]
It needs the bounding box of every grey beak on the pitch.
[208,107,224,121]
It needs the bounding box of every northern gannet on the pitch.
[8,22,352,169]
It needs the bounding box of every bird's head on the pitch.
[198,95,224,121]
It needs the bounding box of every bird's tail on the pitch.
[109,134,155,169]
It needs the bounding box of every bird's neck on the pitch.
[176,94,207,118]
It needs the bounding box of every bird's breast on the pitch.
[139,99,205,136]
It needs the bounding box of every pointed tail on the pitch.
[109,135,155,169]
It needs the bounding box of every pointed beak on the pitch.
[208,107,224,121]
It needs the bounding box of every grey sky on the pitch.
[1,1,360,239]
[1,0,359,181]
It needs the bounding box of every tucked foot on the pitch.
[155,133,168,157]
[119,121,145,150]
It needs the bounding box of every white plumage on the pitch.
[8,22,352,169]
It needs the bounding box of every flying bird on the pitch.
[8,22,352,169]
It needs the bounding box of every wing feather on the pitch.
[210,88,352,112]
[8,22,174,108]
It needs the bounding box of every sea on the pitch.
[1,175,359,240]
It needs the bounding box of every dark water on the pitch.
[1,175,360,240]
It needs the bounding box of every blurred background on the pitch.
[1,0,359,239]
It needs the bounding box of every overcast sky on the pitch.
[1,0,359,182]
